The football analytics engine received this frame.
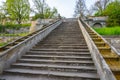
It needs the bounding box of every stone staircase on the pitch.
[0,21,100,80]
[83,22,120,80]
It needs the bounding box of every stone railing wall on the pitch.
[0,19,62,74]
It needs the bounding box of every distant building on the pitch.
[85,16,108,28]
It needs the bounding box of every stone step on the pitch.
[49,37,85,39]
[106,61,120,74]
[95,42,105,46]
[88,31,94,33]
[35,44,87,46]
[90,35,99,38]
[102,52,119,60]
[26,51,91,56]
[33,46,88,49]
[11,63,97,73]
[4,68,100,80]
[22,55,92,60]
[39,42,86,44]
[30,49,89,52]
[92,38,103,42]
[98,47,111,53]
[40,40,85,42]
[89,33,96,35]
[103,54,119,61]
[18,59,94,66]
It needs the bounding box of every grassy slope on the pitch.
[93,27,120,35]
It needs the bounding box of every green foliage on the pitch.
[0,42,7,47]
[0,23,30,32]
[32,14,44,20]
[94,11,106,16]
[0,24,5,32]
[44,7,58,18]
[103,0,120,26]
[6,0,30,24]
[32,0,58,20]
[94,11,102,16]
[0,32,28,37]
[94,27,120,35]
[4,23,30,29]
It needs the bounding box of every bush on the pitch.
[106,19,120,27]
[0,23,31,30]
[103,1,120,26]
[0,32,29,37]
[0,42,8,47]
[0,24,5,33]
[21,23,31,28]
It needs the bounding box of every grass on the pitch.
[0,32,29,47]
[0,42,8,47]
[93,27,120,35]
[0,32,29,37]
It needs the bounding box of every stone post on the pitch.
[29,21,37,33]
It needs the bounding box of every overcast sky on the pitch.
[0,0,96,18]
[45,0,96,18]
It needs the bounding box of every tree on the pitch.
[74,0,87,17]
[6,0,30,24]
[92,0,111,16]
[44,7,58,18]
[32,0,59,19]
[0,2,8,25]
[103,0,120,26]
[32,0,46,19]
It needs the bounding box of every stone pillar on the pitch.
[29,21,37,33]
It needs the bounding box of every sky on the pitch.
[45,0,96,18]
[0,0,96,18]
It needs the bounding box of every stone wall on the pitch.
[103,35,120,53]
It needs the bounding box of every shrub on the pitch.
[1,23,31,30]
[0,24,5,33]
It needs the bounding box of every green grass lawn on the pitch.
[0,32,29,37]
[93,27,120,35]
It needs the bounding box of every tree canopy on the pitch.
[103,0,120,26]
[74,0,87,17]
[32,0,59,20]
[93,0,111,16]
[6,0,30,24]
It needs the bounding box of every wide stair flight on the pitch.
[0,20,100,80]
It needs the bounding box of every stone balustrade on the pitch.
[0,19,62,74]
